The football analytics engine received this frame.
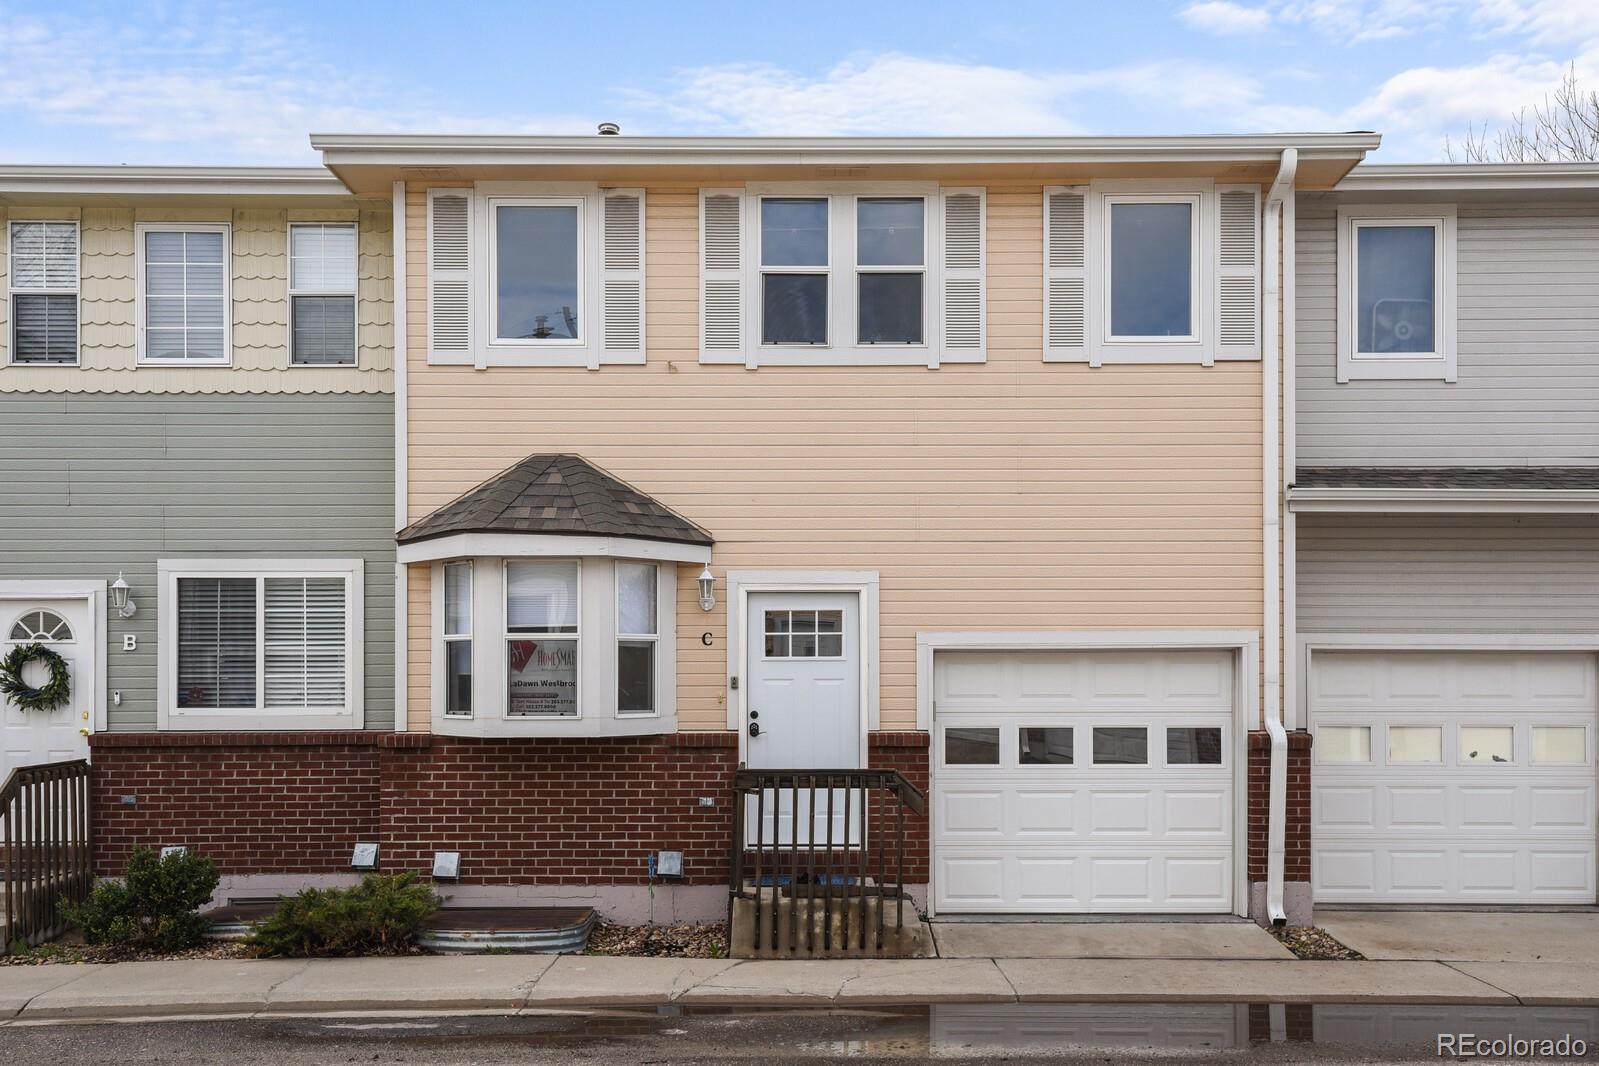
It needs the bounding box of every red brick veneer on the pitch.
[1246,729,1312,883]
[88,731,933,887]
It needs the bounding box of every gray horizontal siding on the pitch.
[1297,514,1599,634]
[1295,196,1599,466]
[0,394,394,730]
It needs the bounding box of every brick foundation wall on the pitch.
[87,731,933,888]
[1246,730,1312,883]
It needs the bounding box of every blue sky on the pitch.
[3,0,1597,164]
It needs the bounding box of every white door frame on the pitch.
[725,570,880,766]
[0,580,109,738]
[916,629,1260,918]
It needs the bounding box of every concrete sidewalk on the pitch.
[3,952,1598,1022]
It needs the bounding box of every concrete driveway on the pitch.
[930,921,1293,960]
[1317,910,1599,964]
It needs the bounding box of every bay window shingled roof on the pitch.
[397,454,713,547]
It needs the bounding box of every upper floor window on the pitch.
[1045,181,1260,366]
[425,184,642,368]
[8,220,79,365]
[701,184,985,368]
[137,223,230,365]
[289,222,358,366]
[1335,204,1457,383]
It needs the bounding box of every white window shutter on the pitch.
[427,189,471,360]
[601,189,645,363]
[1215,184,1261,359]
[699,189,744,361]
[1044,187,1088,362]
[939,188,985,364]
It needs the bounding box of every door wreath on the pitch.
[0,642,71,713]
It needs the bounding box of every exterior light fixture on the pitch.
[110,572,136,618]
[697,565,716,612]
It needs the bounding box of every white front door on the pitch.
[2,598,94,777]
[932,648,1237,914]
[1311,650,1597,904]
[744,591,862,845]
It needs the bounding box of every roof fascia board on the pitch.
[1287,486,1599,513]
[1342,163,1599,192]
[0,166,352,198]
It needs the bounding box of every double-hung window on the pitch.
[760,198,829,345]
[8,220,79,364]
[160,559,362,729]
[138,223,229,364]
[856,198,926,345]
[504,560,579,717]
[616,561,657,716]
[442,560,473,717]
[1335,204,1456,382]
[289,222,358,366]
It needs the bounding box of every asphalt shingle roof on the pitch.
[1296,467,1599,490]
[398,454,713,547]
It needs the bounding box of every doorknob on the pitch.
[749,722,761,737]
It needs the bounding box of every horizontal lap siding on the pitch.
[0,393,397,728]
[405,183,1264,732]
[1296,197,1599,466]
[1297,514,1599,633]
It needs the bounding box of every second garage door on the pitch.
[932,649,1237,915]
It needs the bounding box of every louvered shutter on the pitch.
[1215,185,1261,359]
[1043,187,1088,362]
[264,577,348,709]
[427,189,471,360]
[939,188,985,364]
[699,189,744,362]
[600,190,645,364]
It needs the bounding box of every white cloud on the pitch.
[1180,1,1273,34]
[1472,0,1599,44]
[1277,0,1463,42]
[630,52,1270,136]
[0,7,594,163]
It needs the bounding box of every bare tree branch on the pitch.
[1445,65,1599,162]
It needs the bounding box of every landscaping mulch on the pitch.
[1,937,254,966]
[1269,924,1365,960]
[583,920,728,958]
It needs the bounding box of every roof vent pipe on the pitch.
[597,122,621,136]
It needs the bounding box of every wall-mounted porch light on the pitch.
[110,572,137,618]
[697,565,716,612]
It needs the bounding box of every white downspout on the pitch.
[1262,148,1297,925]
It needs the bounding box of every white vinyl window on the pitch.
[759,197,829,346]
[289,222,358,366]
[504,559,579,717]
[1105,195,1200,342]
[490,198,583,346]
[1336,204,1457,382]
[856,197,926,345]
[137,223,230,364]
[442,560,473,718]
[159,559,362,728]
[8,220,79,365]
[616,561,657,716]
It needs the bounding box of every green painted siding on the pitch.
[0,394,394,730]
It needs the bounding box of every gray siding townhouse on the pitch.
[1288,162,1599,913]
[0,169,396,847]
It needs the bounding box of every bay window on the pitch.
[504,560,579,717]
[158,559,363,729]
[442,561,472,717]
[616,561,657,715]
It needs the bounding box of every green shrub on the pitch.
[63,846,219,952]
[246,872,439,957]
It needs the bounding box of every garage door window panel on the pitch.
[1093,726,1148,765]
[1318,725,1372,763]
[1166,726,1223,765]
[1020,727,1073,765]
[1459,726,1514,766]
[1533,726,1588,765]
[1388,725,1442,764]
[944,727,1000,765]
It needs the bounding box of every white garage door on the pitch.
[1311,650,1597,904]
[932,649,1237,914]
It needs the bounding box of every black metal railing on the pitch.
[730,768,926,955]
[1,760,92,953]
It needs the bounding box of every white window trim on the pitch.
[135,221,233,367]
[502,557,582,721]
[738,182,941,368]
[487,194,586,349]
[7,219,81,367]
[441,560,472,719]
[156,558,364,731]
[1085,180,1217,365]
[429,555,679,738]
[1335,203,1457,383]
[287,220,359,368]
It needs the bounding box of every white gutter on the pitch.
[1261,148,1297,926]
[0,165,349,198]
[1287,487,1599,513]
[1342,162,1599,191]
[392,180,409,733]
